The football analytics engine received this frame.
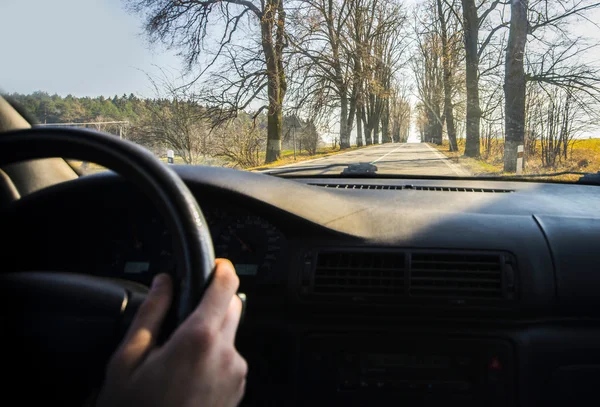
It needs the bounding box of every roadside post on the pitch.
[167,149,174,165]
[516,145,524,175]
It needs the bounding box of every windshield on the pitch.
[2,0,600,181]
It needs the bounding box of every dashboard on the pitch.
[6,165,600,407]
[55,202,289,288]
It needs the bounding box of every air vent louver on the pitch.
[308,183,513,193]
[314,251,405,295]
[410,253,503,299]
[310,250,510,303]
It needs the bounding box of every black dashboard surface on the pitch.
[5,166,600,407]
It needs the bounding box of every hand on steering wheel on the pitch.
[0,127,244,406]
[97,259,247,407]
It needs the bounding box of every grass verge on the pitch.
[249,144,369,170]
[430,138,600,182]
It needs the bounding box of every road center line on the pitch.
[370,145,405,164]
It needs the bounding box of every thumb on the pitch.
[111,274,173,375]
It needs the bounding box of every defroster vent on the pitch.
[308,183,514,193]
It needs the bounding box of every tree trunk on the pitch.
[362,109,372,145]
[339,93,351,149]
[381,99,392,143]
[433,104,443,145]
[437,0,458,152]
[461,0,481,157]
[263,0,286,164]
[356,107,364,146]
[373,121,380,144]
[392,117,400,143]
[346,91,357,147]
[504,0,529,172]
[265,94,283,162]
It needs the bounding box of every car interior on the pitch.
[1,95,600,407]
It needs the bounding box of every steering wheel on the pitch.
[0,127,216,405]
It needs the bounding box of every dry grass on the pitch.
[248,144,369,170]
[432,138,600,181]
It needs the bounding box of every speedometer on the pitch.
[215,215,284,277]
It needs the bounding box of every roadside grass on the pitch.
[431,138,600,182]
[249,144,369,170]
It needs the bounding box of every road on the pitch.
[272,142,470,176]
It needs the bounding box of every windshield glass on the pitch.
[2,0,600,181]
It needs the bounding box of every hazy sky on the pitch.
[0,0,180,97]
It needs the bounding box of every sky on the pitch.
[0,0,181,97]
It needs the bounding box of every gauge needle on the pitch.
[229,227,253,253]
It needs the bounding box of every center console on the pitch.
[298,335,515,406]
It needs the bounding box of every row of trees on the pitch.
[413,0,600,171]
[8,91,320,167]
[126,0,413,164]
[286,0,412,148]
[127,0,600,170]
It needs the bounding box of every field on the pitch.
[432,138,600,181]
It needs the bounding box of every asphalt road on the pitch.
[272,142,470,176]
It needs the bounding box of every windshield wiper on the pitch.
[259,162,378,176]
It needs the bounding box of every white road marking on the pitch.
[423,143,470,176]
[370,145,405,164]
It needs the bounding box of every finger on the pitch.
[221,294,243,342]
[233,356,249,406]
[184,258,239,330]
[111,274,173,374]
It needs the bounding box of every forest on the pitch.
[7,91,320,168]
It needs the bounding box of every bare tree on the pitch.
[448,0,509,157]
[367,1,409,144]
[131,79,211,164]
[297,120,322,154]
[212,116,266,168]
[126,0,287,163]
[287,0,356,149]
[436,0,462,151]
[413,3,444,145]
[390,85,412,143]
[504,0,600,171]
[503,0,529,171]
[288,0,408,148]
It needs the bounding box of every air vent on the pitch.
[307,250,515,304]
[314,251,405,295]
[410,253,502,299]
[308,183,513,193]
